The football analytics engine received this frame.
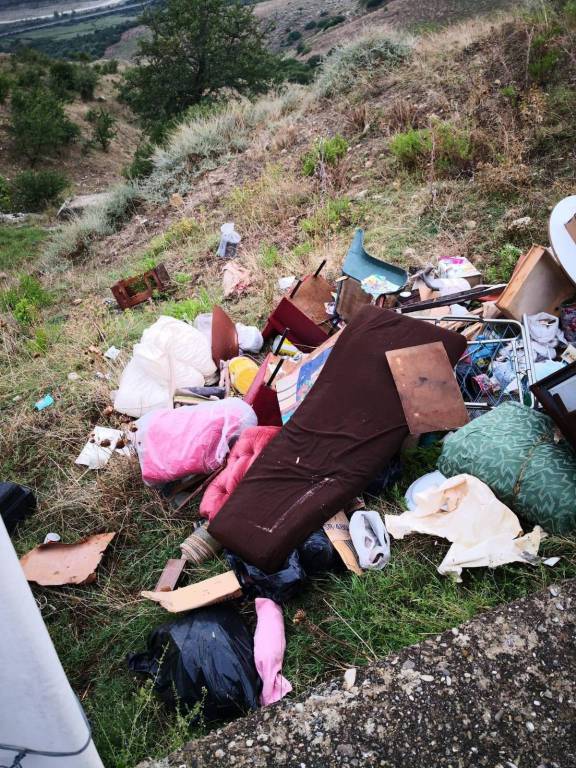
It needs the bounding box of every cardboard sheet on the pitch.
[386,342,469,434]
[20,532,116,586]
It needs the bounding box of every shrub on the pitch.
[10,87,80,164]
[287,30,302,43]
[74,65,99,100]
[316,31,410,97]
[163,288,216,322]
[87,107,117,151]
[304,20,317,29]
[317,14,345,30]
[49,60,77,97]
[0,175,11,212]
[389,127,431,167]
[302,134,349,176]
[123,142,155,180]
[359,0,387,7]
[100,59,119,75]
[0,73,10,103]
[529,47,561,83]
[16,65,44,89]
[10,169,68,212]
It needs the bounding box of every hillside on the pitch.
[1,3,576,767]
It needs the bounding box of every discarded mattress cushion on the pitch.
[200,426,281,521]
[385,474,542,580]
[208,306,467,572]
[438,402,576,534]
[135,399,257,485]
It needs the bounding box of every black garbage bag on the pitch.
[225,548,307,603]
[364,455,404,496]
[297,529,341,576]
[226,530,341,602]
[127,605,261,720]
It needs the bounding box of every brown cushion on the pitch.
[209,306,468,572]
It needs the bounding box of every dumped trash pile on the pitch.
[4,197,576,730]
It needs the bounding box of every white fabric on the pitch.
[527,312,566,361]
[0,519,104,767]
[114,316,217,418]
[404,471,447,511]
[385,474,542,581]
[549,195,576,282]
[349,510,390,570]
[75,427,131,470]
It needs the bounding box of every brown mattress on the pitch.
[209,306,468,572]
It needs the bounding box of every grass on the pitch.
[0,224,48,270]
[3,8,576,767]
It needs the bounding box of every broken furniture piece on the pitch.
[335,229,408,322]
[111,263,171,310]
[262,262,335,351]
[208,306,467,573]
[531,360,576,451]
[496,245,575,321]
[243,353,284,426]
[211,305,239,367]
[142,569,242,612]
[20,532,116,586]
[0,482,36,534]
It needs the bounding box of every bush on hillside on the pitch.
[302,134,349,176]
[87,107,117,151]
[389,121,475,175]
[0,175,11,212]
[315,31,410,97]
[74,65,99,100]
[0,73,11,103]
[317,15,346,30]
[9,169,68,212]
[359,0,387,7]
[49,60,77,97]
[10,88,80,164]
[123,142,155,180]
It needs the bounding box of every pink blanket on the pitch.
[254,598,292,706]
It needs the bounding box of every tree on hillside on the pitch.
[121,0,278,134]
[10,88,79,165]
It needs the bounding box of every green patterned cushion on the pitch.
[438,403,576,534]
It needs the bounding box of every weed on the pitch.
[25,325,51,355]
[565,0,576,25]
[300,197,355,237]
[389,121,474,175]
[315,31,410,97]
[484,243,523,283]
[0,226,47,270]
[163,288,218,322]
[302,135,349,177]
[260,243,280,270]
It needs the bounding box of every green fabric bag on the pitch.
[438,402,576,534]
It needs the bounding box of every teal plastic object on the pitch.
[342,229,408,293]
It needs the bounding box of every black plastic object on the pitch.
[226,530,340,601]
[0,482,36,534]
[225,549,307,603]
[297,529,341,576]
[364,456,404,496]
[127,605,260,720]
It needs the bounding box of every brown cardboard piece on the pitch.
[323,511,363,576]
[20,532,116,586]
[386,342,469,434]
[141,570,242,612]
[496,245,575,320]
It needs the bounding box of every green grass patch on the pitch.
[0,225,48,270]
[302,134,349,177]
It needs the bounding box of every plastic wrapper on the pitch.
[127,605,260,720]
[134,399,257,485]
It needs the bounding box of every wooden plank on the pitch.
[142,570,242,613]
[154,558,186,592]
[496,245,575,320]
[386,342,469,434]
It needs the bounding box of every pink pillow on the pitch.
[200,426,280,521]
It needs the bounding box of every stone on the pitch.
[57,192,113,220]
[343,668,357,690]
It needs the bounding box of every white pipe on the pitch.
[0,518,104,768]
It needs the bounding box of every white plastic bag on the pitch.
[217,223,241,259]
[114,316,217,418]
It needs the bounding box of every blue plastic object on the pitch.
[342,229,408,293]
[34,394,54,411]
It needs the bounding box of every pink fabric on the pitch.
[254,598,292,706]
[135,399,257,485]
[199,426,280,521]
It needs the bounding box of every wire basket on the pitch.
[410,315,536,413]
